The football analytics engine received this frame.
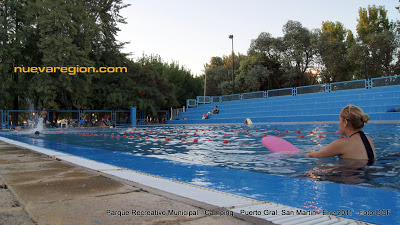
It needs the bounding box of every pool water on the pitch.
[6,123,400,190]
[1,123,399,224]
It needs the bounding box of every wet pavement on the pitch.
[0,141,272,225]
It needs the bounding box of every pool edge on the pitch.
[0,136,372,225]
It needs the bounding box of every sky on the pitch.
[116,0,400,76]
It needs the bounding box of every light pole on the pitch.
[203,65,207,104]
[229,35,235,93]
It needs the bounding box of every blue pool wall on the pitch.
[170,84,400,124]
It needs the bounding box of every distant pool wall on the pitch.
[171,75,400,124]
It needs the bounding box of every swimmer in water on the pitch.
[34,131,40,134]
[306,105,375,162]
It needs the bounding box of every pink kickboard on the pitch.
[261,136,300,153]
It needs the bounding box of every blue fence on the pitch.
[331,79,369,91]
[371,75,400,87]
[243,91,265,100]
[0,108,142,129]
[267,87,293,97]
[197,96,211,104]
[137,110,169,125]
[211,96,221,103]
[115,110,130,126]
[0,107,174,128]
[189,75,400,108]
[187,99,198,108]
[5,110,42,128]
[297,84,329,95]
[0,110,4,128]
[222,94,241,102]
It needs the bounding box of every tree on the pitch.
[317,21,353,82]
[203,53,245,96]
[0,0,40,125]
[237,32,285,92]
[204,65,229,96]
[357,5,390,42]
[243,65,272,92]
[282,20,318,87]
[0,0,27,110]
[209,56,224,69]
[0,0,11,109]
[237,21,319,92]
[135,54,202,109]
[0,0,201,119]
[27,0,130,110]
[350,5,398,78]
[162,62,202,107]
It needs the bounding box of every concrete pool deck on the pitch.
[0,140,271,225]
[0,136,374,225]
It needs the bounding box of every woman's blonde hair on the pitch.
[340,105,369,129]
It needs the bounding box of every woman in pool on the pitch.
[306,105,376,161]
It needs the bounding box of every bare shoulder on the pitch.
[306,138,347,158]
[327,138,349,153]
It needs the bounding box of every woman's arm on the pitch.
[306,139,344,158]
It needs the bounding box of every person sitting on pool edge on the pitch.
[306,105,376,162]
[212,106,219,114]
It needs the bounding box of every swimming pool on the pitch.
[1,123,399,224]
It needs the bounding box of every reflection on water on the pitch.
[302,153,400,191]
[302,158,375,185]
[2,123,400,191]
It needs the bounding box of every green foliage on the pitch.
[235,21,318,92]
[207,5,399,95]
[317,21,353,82]
[0,0,201,114]
[351,5,398,79]
[1,1,399,113]
[204,53,246,96]
[237,33,286,92]
[243,65,272,92]
[0,0,26,110]
[346,30,356,49]
[357,5,390,42]
[205,66,230,96]
[136,54,203,109]
[282,20,318,87]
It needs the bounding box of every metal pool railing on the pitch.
[0,110,4,128]
[222,94,241,102]
[170,107,185,120]
[371,75,400,87]
[267,87,293,97]
[330,79,369,91]
[188,75,400,108]
[297,83,329,95]
[242,91,265,100]
[0,109,139,129]
[3,110,42,129]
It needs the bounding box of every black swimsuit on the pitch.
[350,131,375,162]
